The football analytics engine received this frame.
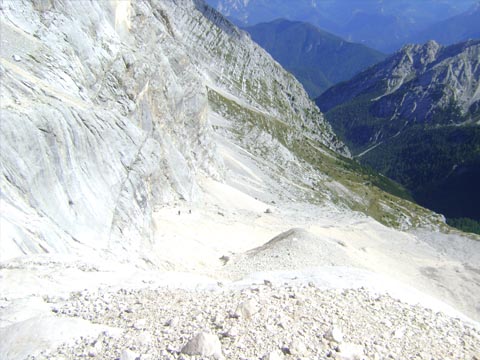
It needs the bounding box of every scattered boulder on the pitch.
[181,332,223,359]
[225,325,240,338]
[87,346,97,357]
[263,349,285,360]
[120,349,140,360]
[234,299,259,319]
[137,331,153,345]
[165,317,179,327]
[393,327,406,339]
[337,343,365,360]
[133,318,147,330]
[325,326,344,343]
[288,339,309,356]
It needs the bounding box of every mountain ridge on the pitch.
[244,18,386,98]
[316,39,480,222]
[206,0,479,52]
[410,3,480,46]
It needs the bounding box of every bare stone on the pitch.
[120,349,139,360]
[325,326,344,343]
[235,299,259,319]
[337,343,365,360]
[263,349,285,360]
[288,339,309,356]
[181,332,223,359]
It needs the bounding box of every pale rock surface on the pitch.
[120,349,140,360]
[287,338,309,356]
[181,331,223,358]
[326,326,344,343]
[263,349,285,360]
[1,1,480,360]
[337,342,366,360]
[20,286,480,360]
[234,299,259,319]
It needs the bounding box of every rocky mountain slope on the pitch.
[244,19,386,98]
[1,1,480,359]
[316,40,480,222]
[0,0,348,265]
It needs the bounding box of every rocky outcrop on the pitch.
[317,40,480,127]
[0,0,346,263]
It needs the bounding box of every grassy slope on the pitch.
[208,88,443,230]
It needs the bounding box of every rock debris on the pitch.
[29,285,479,359]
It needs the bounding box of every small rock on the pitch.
[87,346,97,357]
[381,319,393,328]
[393,327,405,339]
[325,326,344,343]
[165,317,179,327]
[12,54,21,62]
[181,332,223,359]
[337,343,365,360]
[288,339,309,356]
[225,326,239,338]
[234,299,259,319]
[166,344,177,353]
[120,349,139,360]
[264,208,273,214]
[137,331,153,345]
[133,318,147,330]
[263,349,285,360]
[265,323,276,333]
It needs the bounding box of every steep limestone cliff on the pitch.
[0,0,346,263]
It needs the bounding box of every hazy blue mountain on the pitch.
[411,3,480,45]
[316,40,480,221]
[206,0,478,52]
[339,12,420,52]
[244,19,386,98]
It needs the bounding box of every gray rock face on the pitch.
[371,40,480,124]
[0,0,346,262]
[317,39,480,128]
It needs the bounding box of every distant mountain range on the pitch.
[244,19,386,98]
[316,40,480,222]
[207,0,480,52]
[410,3,480,46]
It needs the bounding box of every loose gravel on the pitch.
[28,284,480,359]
